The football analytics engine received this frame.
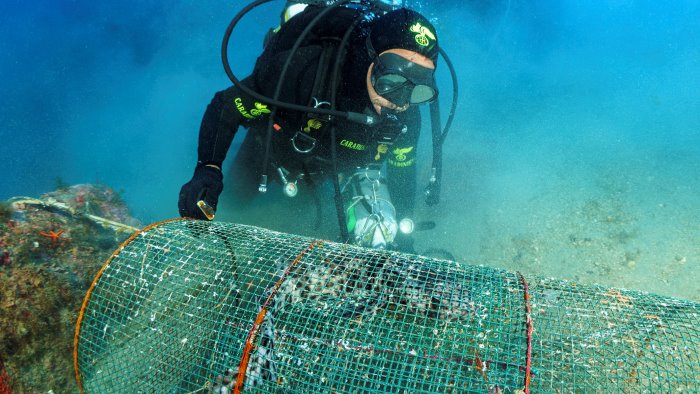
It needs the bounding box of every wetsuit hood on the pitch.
[368,8,439,62]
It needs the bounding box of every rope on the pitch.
[8,197,140,233]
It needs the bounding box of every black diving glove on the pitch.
[178,164,223,220]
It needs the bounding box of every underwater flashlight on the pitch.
[197,200,216,220]
[399,218,414,234]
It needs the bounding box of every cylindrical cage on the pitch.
[74,219,699,393]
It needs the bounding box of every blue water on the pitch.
[1,0,698,299]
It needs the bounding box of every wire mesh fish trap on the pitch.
[74,219,700,393]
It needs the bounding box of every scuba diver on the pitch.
[179,0,449,252]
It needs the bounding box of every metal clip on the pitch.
[291,131,317,154]
[258,174,268,193]
[312,97,331,108]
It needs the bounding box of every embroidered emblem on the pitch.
[375,144,388,161]
[250,102,271,117]
[235,98,271,119]
[409,22,436,47]
[392,146,414,162]
[303,119,323,133]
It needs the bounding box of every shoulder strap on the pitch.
[307,40,339,109]
[290,41,341,154]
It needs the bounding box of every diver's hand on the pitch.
[178,164,223,220]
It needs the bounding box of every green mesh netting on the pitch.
[74,219,700,393]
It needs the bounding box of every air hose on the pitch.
[222,0,379,127]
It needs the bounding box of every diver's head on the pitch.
[366,8,439,114]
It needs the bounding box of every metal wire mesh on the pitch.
[74,219,700,393]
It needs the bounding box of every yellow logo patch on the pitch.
[375,144,389,161]
[303,119,323,133]
[392,146,414,162]
[409,22,436,47]
[234,98,271,119]
[389,146,415,167]
[250,102,271,117]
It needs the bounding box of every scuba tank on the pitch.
[343,167,398,249]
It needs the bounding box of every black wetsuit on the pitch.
[196,6,420,218]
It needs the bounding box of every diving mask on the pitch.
[371,52,438,106]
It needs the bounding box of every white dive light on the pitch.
[399,218,414,234]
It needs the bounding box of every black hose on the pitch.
[425,47,458,205]
[260,1,349,191]
[329,16,364,243]
[437,47,458,142]
[221,0,378,126]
